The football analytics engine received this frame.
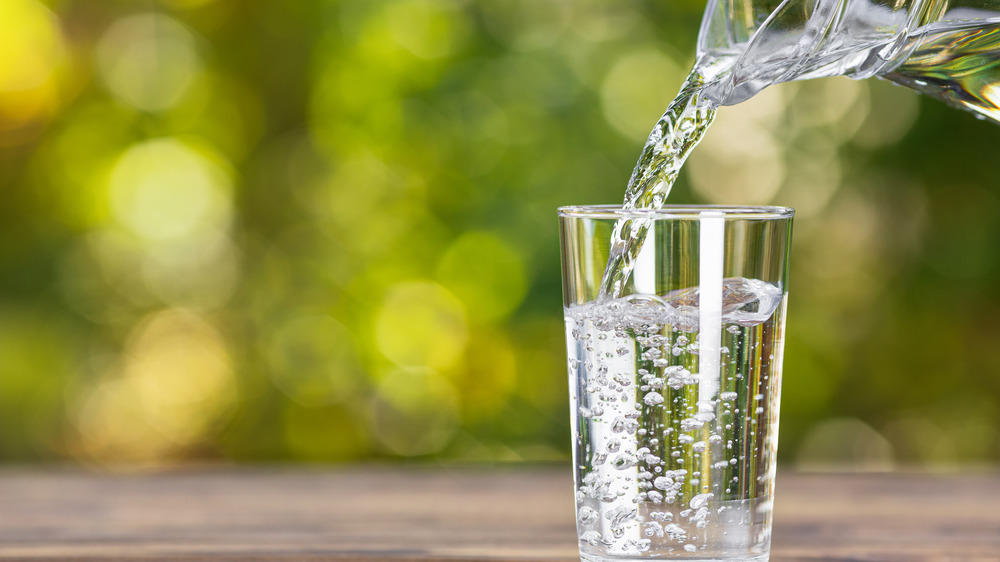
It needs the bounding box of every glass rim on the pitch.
[557,204,795,220]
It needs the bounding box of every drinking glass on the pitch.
[559,205,794,562]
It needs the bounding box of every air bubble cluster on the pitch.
[566,278,784,557]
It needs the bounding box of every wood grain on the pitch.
[0,468,997,561]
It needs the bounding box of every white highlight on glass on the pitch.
[698,212,725,414]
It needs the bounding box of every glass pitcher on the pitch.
[697,0,1000,122]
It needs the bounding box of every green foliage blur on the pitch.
[0,0,998,468]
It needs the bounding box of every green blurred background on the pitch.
[1,0,998,468]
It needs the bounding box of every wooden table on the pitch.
[0,468,998,561]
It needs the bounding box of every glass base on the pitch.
[581,554,768,562]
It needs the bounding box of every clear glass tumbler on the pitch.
[559,205,794,562]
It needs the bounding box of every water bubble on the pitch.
[643,521,664,537]
[611,417,639,433]
[646,490,664,503]
[680,417,705,431]
[577,506,599,525]
[726,324,741,334]
[689,493,714,509]
[606,438,621,453]
[612,452,638,470]
[708,434,723,444]
[643,391,664,406]
[653,476,673,490]
[684,543,697,552]
[613,373,632,387]
[665,367,698,389]
[664,523,687,540]
[651,511,673,522]
[580,530,602,546]
[678,434,694,444]
[692,441,707,453]
[606,505,638,530]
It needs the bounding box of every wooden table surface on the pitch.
[0,468,998,561]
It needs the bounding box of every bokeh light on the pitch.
[108,138,232,244]
[0,0,62,92]
[375,281,468,370]
[601,49,683,139]
[369,367,460,456]
[96,14,201,112]
[0,0,65,144]
[73,309,235,464]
